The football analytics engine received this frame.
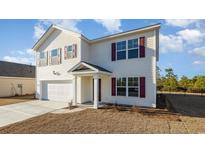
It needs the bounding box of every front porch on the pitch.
[69,61,112,109]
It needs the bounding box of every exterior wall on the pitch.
[0,76,35,97]
[81,76,92,103]
[81,39,90,62]
[35,29,82,99]
[35,27,158,107]
[89,30,157,107]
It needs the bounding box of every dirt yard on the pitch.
[0,95,35,106]
[0,105,205,134]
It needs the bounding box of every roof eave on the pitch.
[91,24,161,43]
[32,24,88,51]
[32,24,55,51]
[32,23,160,50]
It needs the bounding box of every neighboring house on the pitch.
[0,61,35,97]
[33,24,160,108]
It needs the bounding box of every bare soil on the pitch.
[0,95,35,106]
[0,106,204,134]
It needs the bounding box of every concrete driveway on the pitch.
[0,100,68,127]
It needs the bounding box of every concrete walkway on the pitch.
[0,100,68,127]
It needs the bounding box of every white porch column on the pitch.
[73,76,77,105]
[93,74,100,109]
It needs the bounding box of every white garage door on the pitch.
[42,80,73,102]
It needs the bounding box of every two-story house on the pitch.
[33,23,160,109]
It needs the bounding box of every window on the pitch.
[117,77,126,96]
[67,45,72,51]
[38,52,47,66]
[51,49,58,57]
[116,41,126,60]
[40,52,45,59]
[66,45,73,58]
[51,49,60,65]
[128,77,139,97]
[128,38,138,59]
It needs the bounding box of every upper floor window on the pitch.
[128,39,138,59]
[51,49,58,57]
[68,45,72,52]
[50,48,61,65]
[112,37,145,61]
[38,51,47,67]
[117,77,126,96]
[64,44,77,59]
[65,45,73,58]
[128,77,139,97]
[116,41,126,60]
[40,52,45,59]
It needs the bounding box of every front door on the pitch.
[93,79,101,102]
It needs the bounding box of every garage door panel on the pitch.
[42,80,73,102]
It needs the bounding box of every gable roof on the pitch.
[82,61,112,73]
[0,61,35,78]
[32,25,89,51]
[32,23,161,51]
[68,61,112,75]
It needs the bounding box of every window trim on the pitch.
[116,77,126,96]
[51,49,58,57]
[50,48,60,65]
[128,77,139,97]
[65,44,77,59]
[116,41,126,60]
[128,38,139,59]
[67,45,73,52]
[115,37,141,61]
[65,45,73,59]
[114,76,141,98]
[39,51,46,59]
[38,51,47,67]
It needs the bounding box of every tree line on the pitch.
[157,67,205,93]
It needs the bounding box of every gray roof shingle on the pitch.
[0,61,35,78]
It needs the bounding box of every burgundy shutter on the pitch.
[48,50,51,65]
[111,43,116,61]
[75,44,77,58]
[92,79,94,101]
[99,79,101,101]
[73,44,77,58]
[140,77,146,98]
[46,51,48,65]
[72,44,75,58]
[59,48,62,64]
[140,37,145,58]
[111,77,116,96]
[64,46,67,60]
